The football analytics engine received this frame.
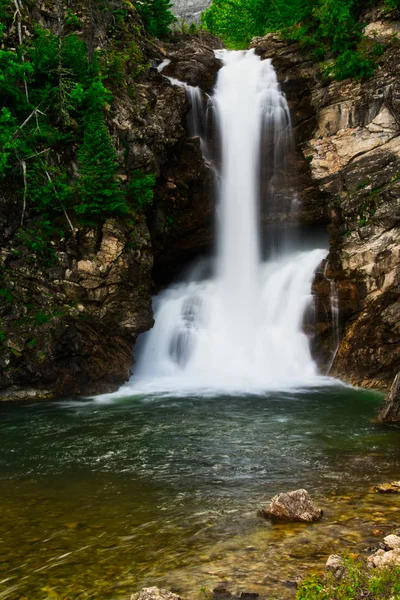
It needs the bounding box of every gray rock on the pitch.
[130,587,182,600]
[384,534,400,550]
[326,554,345,578]
[259,489,323,522]
[368,548,400,568]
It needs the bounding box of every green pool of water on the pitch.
[0,386,399,600]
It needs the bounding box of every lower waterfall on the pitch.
[111,50,334,397]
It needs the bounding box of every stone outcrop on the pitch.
[253,7,400,391]
[150,136,215,282]
[259,489,323,522]
[325,554,345,578]
[163,32,223,94]
[0,217,154,398]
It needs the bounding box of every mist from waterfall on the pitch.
[111,50,334,397]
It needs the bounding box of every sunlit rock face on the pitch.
[170,0,211,25]
[252,8,400,393]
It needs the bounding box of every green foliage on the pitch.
[65,8,82,29]
[76,80,128,220]
[297,556,400,600]
[202,0,307,47]
[0,0,154,263]
[323,50,375,80]
[128,170,156,209]
[135,0,176,38]
[98,41,144,88]
[202,0,384,78]
[16,221,59,266]
[35,311,51,326]
[0,287,13,303]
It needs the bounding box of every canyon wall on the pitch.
[0,1,220,400]
[253,4,400,398]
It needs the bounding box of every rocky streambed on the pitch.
[1,388,400,600]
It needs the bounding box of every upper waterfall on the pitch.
[106,50,332,398]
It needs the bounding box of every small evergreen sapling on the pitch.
[76,80,128,220]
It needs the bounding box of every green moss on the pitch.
[356,180,370,191]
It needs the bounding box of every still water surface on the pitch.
[1,387,400,599]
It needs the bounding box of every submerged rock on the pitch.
[131,587,182,600]
[373,481,400,493]
[259,489,323,522]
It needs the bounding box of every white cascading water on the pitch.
[111,50,334,397]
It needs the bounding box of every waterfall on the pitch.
[113,50,333,397]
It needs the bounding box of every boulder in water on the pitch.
[259,489,323,522]
[373,481,400,493]
[131,588,182,600]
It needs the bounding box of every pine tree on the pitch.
[135,0,176,39]
[76,80,128,220]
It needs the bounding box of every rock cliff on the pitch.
[253,4,400,397]
[0,2,221,400]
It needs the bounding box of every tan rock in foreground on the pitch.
[259,489,323,522]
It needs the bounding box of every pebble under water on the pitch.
[1,387,400,599]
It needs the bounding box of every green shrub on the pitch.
[385,0,399,10]
[324,50,375,80]
[128,170,156,209]
[135,0,176,38]
[202,0,385,79]
[76,80,128,220]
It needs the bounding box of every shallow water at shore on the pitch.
[1,387,400,599]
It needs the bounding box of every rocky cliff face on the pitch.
[0,2,221,400]
[170,0,211,25]
[253,5,400,396]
